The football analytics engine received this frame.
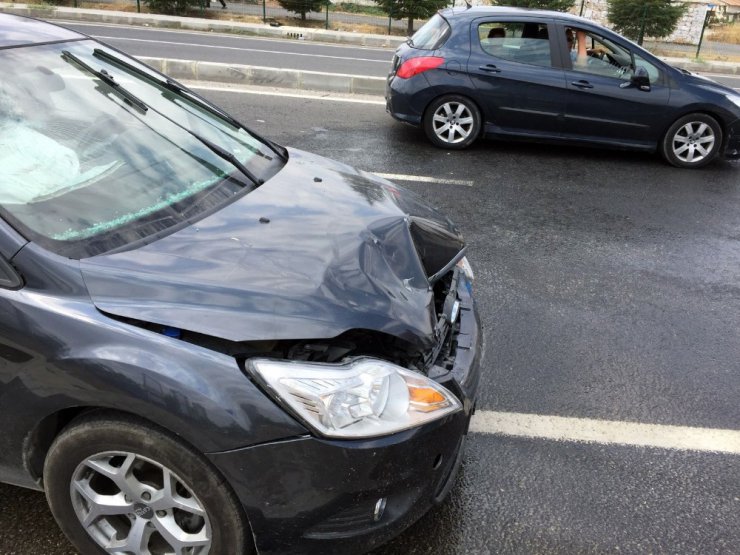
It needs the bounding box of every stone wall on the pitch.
[575,0,712,44]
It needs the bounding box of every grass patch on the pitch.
[708,23,740,45]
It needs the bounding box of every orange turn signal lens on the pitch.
[408,385,449,412]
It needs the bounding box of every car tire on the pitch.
[423,95,482,150]
[661,113,723,168]
[44,412,253,555]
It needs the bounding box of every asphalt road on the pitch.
[1,85,738,554]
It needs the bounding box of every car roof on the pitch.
[0,13,83,49]
[441,6,596,26]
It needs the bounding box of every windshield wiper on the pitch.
[63,49,262,189]
[194,136,264,188]
[62,50,148,114]
[93,48,288,162]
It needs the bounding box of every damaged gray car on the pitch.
[0,14,481,555]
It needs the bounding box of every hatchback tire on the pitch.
[661,113,723,168]
[44,412,253,555]
[424,95,482,150]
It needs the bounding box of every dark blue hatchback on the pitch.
[386,7,740,168]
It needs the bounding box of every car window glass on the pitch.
[478,22,552,68]
[410,14,451,50]
[0,41,284,258]
[633,53,662,83]
[567,28,633,80]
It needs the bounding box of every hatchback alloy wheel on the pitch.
[661,113,723,168]
[71,451,211,554]
[672,122,716,164]
[424,95,482,150]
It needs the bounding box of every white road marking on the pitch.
[185,82,385,104]
[373,173,474,186]
[94,35,390,64]
[470,411,740,455]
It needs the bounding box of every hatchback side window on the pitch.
[478,22,553,68]
[566,27,641,81]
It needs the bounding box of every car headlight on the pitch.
[727,94,740,110]
[248,358,462,438]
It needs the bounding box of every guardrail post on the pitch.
[325,0,329,30]
[263,0,267,23]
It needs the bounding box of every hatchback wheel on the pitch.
[424,95,481,150]
[661,113,723,168]
[44,413,252,555]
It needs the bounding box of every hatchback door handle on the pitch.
[479,64,501,73]
[571,80,594,89]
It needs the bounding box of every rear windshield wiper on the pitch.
[62,50,148,114]
[93,48,288,162]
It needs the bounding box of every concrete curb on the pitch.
[141,57,387,95]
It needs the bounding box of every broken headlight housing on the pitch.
[248,358,461,438]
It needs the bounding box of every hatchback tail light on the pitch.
[396,56,445,79]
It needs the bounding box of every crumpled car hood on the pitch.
[80,148,464,350]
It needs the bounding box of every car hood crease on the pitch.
[79,148,464,350]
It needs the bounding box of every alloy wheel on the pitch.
[671,121,716,164]
[431,101,475,145]
[70,451,212,555]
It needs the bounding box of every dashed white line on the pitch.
[470,411,740,455]
[373,173,474,187]
[185,82,385,104]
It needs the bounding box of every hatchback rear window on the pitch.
[409,14,451,50]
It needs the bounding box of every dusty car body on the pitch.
[0,14,481,555]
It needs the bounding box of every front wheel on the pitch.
[660,113,723,168]
[423,95,482,150]
[44,413,253,555]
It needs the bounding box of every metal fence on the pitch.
[50,0,459,35]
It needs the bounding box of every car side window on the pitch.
[632,53,662,84]
[478,22,553,68]
[566,28,634,80]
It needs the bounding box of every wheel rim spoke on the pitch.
[153,514,210,554]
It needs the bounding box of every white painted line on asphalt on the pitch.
[470,411,740,455]
[374,173,474,187]
[94,35,390,64]
[186,83,385,104]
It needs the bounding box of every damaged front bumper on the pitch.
[207,273,481,554]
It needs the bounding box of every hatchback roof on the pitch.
[0,13,82,49]
[441,6,592,25]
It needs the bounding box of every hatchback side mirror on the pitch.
[620,66,651,91]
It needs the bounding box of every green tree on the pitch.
[373,0,449,36]
[494,0,574,11]
[144,0,200,16]
[607,0,688,44]
[277,0,326,21]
